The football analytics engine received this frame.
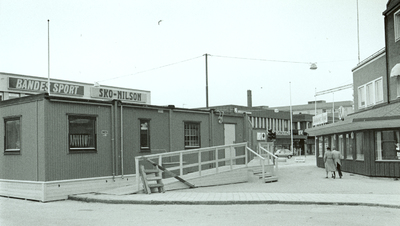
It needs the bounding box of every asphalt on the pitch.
[69,155,400,208]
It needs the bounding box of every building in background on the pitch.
[271,100,354,126]
[306,0,400,178]
[204,102,314,156]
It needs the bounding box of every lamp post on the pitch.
[290,82,293,156]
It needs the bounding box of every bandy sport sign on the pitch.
[8,77,84,96]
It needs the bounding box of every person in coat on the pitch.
[332,148,343,179]
[324,147,336,178]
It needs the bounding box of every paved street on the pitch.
[71,155,400,207]
[1,197,400,226]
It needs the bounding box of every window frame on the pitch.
[375,130,400,161]
[139,119,151,152]
[4,116,22,154]
[317,136,323,157]
[345,133,354,160]
[184,121,201,149]
[394,9,400,42]
[355,132,364,161]
[358,77,383,109]
[397,76,400,98]
[68,114,97,153]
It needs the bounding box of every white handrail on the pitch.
[135,142,249,191]
[259,146,278,170]
[246,147,266,181]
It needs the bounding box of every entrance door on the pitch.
[224,124,236,163]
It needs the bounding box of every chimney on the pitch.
[247,90,252,107]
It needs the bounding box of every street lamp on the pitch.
[290,82,293,156]
[291,63,317,157]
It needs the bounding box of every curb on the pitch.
[68,195,400,209]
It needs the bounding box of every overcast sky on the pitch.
[0,0,388,108]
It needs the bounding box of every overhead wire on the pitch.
[209,54,313,64]
[96,53,356,84]
[97,55,203,83]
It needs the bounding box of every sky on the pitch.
[0,0,388,108]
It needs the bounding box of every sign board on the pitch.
[257,132,266,141]
[8,77,84,96]
[90,87,149,103]
[312,112,328,126]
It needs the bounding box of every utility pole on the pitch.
[205,53,209,108]
[47,19,51,95]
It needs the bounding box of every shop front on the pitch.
[306,102,400,178]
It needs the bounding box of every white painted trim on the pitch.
[0,175,136,202]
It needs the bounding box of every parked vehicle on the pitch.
[274,149,293,159]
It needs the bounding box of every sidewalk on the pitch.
[69,156,400,208]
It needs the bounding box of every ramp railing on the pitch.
[259,144,279,170]
[135,142,252,191]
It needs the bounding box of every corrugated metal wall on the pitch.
[0,99,44,181]
[44,100,113,181]
[38,99,247,181]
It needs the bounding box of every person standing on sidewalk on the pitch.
[324,147,336,178]
[332,148,343,179]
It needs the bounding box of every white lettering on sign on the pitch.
[8,77,84,96]
[53,83,80,95]
[16,79,48,91]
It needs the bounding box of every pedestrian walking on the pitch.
[323,147,336,178]
[332,148,343,179]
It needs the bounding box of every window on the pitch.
[184,122,200,148]
[397,77,400,98]
[346,133,353,160]
[366,83,373,106]
[376,130,400,160]
[375,79,383,103]
[395,9,400,42]
[4,117,21,153]
[358,86,366,108]
[324,136,329,154]
[356,132,364,160]
[140,119,150,151]
[358,78,383,108]
[68,115,96,152]
[318,136,323,157]
[330,135,336,150]
[338,134,344,157]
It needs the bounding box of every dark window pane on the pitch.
[69,116,96,151]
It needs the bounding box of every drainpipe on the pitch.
[114,100,119,177]
[209,109,214,146]
[169,109,173,152]
[209,109,214,168]
[121,103,124,178]
[111,101,115,180]
[384,15,390,104]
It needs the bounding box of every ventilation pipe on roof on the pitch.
[247,90,252,107]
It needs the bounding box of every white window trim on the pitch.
[397,76,400,98]
[395,9,400,42]
[358,77,383,109]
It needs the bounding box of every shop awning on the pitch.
[391,63,400,77]
[305,102,400,136]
